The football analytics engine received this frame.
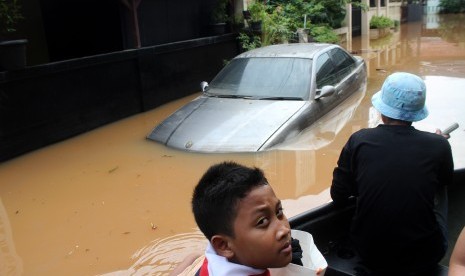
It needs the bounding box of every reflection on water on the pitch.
[414,75,465,167]
[437,14,465,44]
[0,198,23,276]
[0,13,464,276]
[100,230,207,276]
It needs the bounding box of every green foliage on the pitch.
[211,0,229,23]
[241,0,350,49]
[351,1,369,12]
[269,0,367,29]
[237,32,262,52]
[439,0,465,13]
[248,0,267,23]
[276,0,316,30]
[232,14,245,30]
[262,5,295,45]
[0,0,23,37]
[309,0,346,28]
[369,15,394,29]
[310,25,340,43]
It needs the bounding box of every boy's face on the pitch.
[227,184,292,269]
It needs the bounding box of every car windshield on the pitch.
[208,57,312,100]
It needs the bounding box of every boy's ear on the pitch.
[211,235,235,259]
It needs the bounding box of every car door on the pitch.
[329,47,358,100]
[314,50,340,116]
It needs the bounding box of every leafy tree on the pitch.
[0,0,23,39]
[248,0,267,23]
[240,0,366,48]
[211,0,229,23]
[268,0,366,29]
[438,0,465,13]
[237,32,261,51]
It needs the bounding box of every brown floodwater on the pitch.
[1,13,464,276]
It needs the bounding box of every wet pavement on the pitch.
[0,13,464,276]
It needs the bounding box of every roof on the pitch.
[235,43,335,59]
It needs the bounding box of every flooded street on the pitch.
[1,13,464,276]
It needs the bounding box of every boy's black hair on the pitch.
[192,161,268,240]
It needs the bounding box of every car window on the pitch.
[209,57,312,99]
[315,52,337,89]
[330,48,356,82]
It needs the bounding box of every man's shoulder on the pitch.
[415,128,450,144]
[349,127,380,139]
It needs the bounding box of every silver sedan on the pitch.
[147,43,367,152]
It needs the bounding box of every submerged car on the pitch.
[147,43,367,152]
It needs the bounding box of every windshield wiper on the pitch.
[205,93,254,99]
[258,96,304,101]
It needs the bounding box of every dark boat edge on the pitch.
[289,168,465,276]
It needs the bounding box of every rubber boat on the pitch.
[288,168,465,276]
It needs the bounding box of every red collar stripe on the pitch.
[197,258,271,276]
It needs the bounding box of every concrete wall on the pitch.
[362,1,422,35]
[0,34,239,162]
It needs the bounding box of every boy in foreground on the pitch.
[170,161,294,275]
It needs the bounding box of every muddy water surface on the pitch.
[1,13,464,276]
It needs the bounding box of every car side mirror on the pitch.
[315,85,335,100]
[200,81,209,92]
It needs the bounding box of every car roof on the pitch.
[235,43,336,59]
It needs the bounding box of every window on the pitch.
[330,48,355,82]
[210,57,312,99]
[315,53,336,88]
[370,0,386,7]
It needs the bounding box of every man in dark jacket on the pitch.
[331,72,454,275]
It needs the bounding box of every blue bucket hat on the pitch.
[371,72,428,122]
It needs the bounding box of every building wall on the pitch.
[425,0,441,14]
[0,34,239,162]
[17,0,226,65]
